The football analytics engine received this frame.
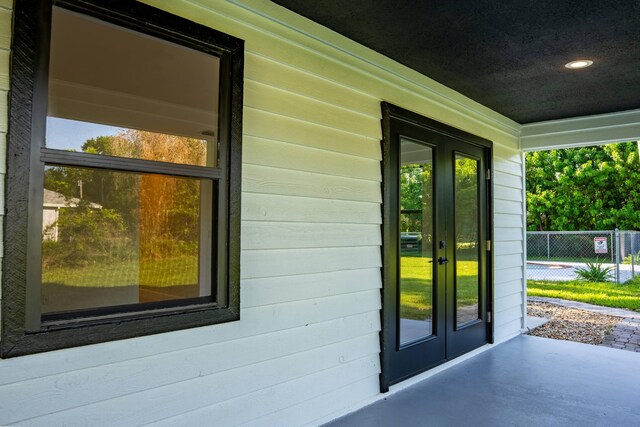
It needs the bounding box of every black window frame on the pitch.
[2,0,244,357]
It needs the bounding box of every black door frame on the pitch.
[379,102,494,392]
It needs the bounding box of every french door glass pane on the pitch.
[41,166,214,314]
[455,154,480,326]
[399,139,435,345]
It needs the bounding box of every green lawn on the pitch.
[43,256,198,288]
[527,279,640,312]
[400,256,479,320]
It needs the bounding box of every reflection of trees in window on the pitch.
[455,157,478,250]
[42,130,206,280]
[42,199,126,268]
[400,163,433,256]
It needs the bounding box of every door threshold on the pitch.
[386,330,521,395]
[388,342,492,394]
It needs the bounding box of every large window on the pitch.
[2,0,243,357]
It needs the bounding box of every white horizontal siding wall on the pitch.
[0,0,525,425]
[493,144,527,341]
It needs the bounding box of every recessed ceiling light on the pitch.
[565,59,593,69]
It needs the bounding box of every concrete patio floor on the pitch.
[326,335,640,426]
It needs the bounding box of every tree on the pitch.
[526,142,640,231]
[43,129,207,265]
[42,200,126,268]
[455,157,478,249]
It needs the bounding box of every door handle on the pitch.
[437,257,449,265]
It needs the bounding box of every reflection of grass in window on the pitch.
[400,256,479,320]
[140,256,198,287]
[400,256,433,321]
[42,256,198,288]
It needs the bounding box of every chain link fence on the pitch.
[526,230,640,283]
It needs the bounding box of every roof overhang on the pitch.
[521,109,640,151]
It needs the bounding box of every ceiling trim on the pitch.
[218,0,521,141]
[521,109,640,151]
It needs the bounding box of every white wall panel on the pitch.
[0,0,526,425]
[242,193,381,224]
[243,135,381,180]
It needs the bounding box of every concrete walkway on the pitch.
[601,318,640,352]
[527,261,638,282]
[528,296,640,353]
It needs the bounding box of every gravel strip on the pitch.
[527,302,620,345]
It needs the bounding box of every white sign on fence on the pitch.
[594,237,608,254]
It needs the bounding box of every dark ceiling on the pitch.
[271,0,640,124]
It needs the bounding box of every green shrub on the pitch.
[42,201,128,268]
[622,250,640,265]
[574,260,614,282]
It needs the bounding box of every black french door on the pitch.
[380,103,493,391]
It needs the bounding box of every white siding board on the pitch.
[242,193,381,224]
[243,164,381,202]
[243,136,381,181]
[245,52,380,118]
[494,227,523,242]
[0,9,11,50]
[494,318,523,342]
[494,266,524,284]
[493,240,523,256]
[243,376,379,427]
[494,213,524,228]
[243,108,381,160]
[148,366,379,427]
[0,309,380,387]
[494,254,524,271]
[494,305,524,327]
[0,50,9,90]
[0,92,7,133]
[494,279,524,299]
[0,174,4,210]
[242,268,381,308]
[242,221,381,250]
[493,144,522,164]
[494,184,523,203]
[495,293,523,313]
[494,170,523,190]
[245,80,381,139]
[493,140,523,318]
[3,333,379,423]
[17,350,380,427]
[0,133,6,174]
[494,199,522,215]
[241,247,381,279]
[493,157,523,176]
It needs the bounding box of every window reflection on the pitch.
[41,163,213,314]
[399,139,434,345]
[455,155,480,325]
[46,118,212,167]
[47,6,220,167]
